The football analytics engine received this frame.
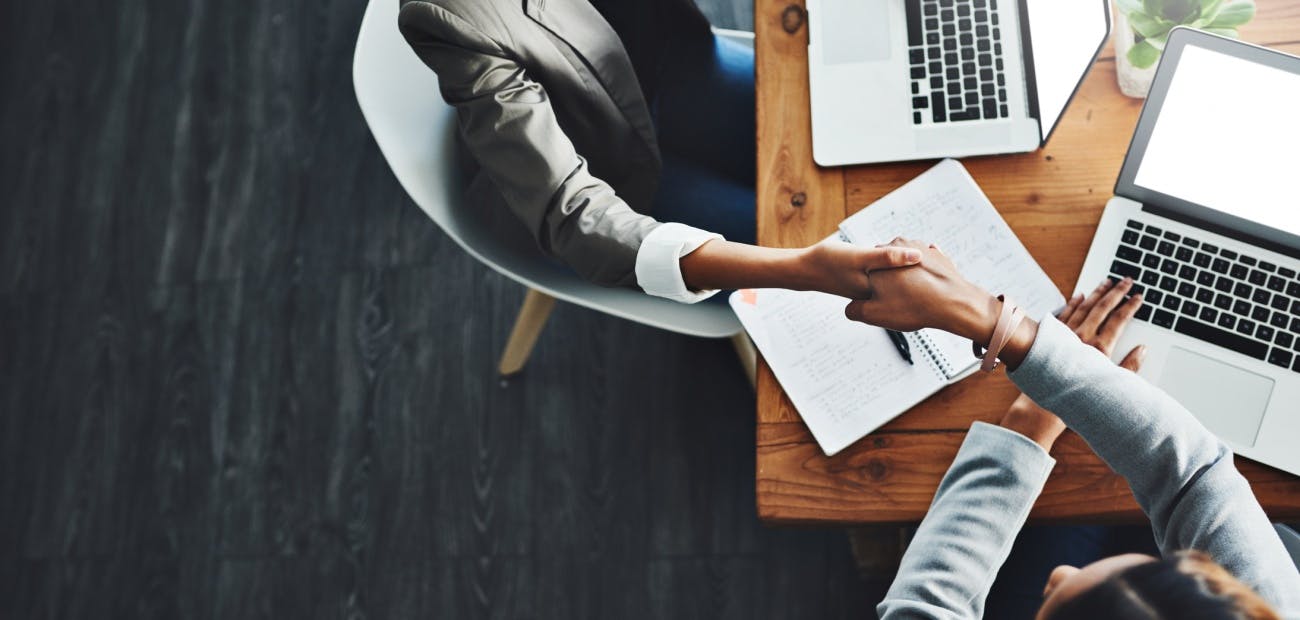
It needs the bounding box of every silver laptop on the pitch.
[1078,28,1300,476]
[806,0,1109,166]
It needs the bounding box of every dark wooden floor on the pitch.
[0,0,884,617]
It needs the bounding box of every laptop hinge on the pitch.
[1017,0,1040,138]
[1141,203,1300,262]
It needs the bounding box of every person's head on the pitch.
[1037,550,1279,619]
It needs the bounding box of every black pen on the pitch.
[886,329,913,365]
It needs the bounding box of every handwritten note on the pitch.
[732,289,944,455]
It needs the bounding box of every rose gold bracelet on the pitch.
[972,295,1025,372]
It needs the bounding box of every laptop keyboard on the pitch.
[904,0,1011,125]
[1108,219,1300,373]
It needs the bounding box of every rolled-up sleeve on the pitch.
[633,223,723,303]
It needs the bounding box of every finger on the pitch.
[844,299,884,325]
[1069,278,1116,329]
[860,246,922,271]
[1118,345,1147,372]
[1079,277,1133,337]
[1098,292,1144,347]
[1056,293,1084,323]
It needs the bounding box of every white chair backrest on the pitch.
[352,0,744,338]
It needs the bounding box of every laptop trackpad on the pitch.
[1156,347,1273,447]
[819,0,890,65]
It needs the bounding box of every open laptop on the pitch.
[806,0,1109,166]
[1077,27,1300,476]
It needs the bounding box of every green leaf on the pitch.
[1201,26,1241,38]
[1128,40,1163,68]
[1209,1,1255,27]
[1130,12,1175,38]
[1161,0,1201,22]
[1146,34,1169,50]
[1142,0,1164,17]
[1118,0,1145,15]
[1199,0,1225,17]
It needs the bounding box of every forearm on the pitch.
[678,240,810,292]
[880,422,1055,619]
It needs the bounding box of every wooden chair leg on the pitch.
[498,288,557,376]
[731,332,757,389]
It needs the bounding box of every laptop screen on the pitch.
[1133,45,1300,237]
[1117,29,1300,255]
[1023,0,1110,142]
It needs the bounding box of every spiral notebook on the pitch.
[730,159,1064,456]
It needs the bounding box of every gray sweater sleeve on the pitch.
[1009,316,1300,616]
[878,422,1056,619]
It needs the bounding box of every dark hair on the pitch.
[1046,551,1279,620]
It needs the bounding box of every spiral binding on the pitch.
[909,330,957,381]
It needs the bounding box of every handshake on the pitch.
[813,236,1148,450]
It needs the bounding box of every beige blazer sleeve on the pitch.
[397,1,660,287]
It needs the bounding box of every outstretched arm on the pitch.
[398,1,920,299]
[848,239,1300,615]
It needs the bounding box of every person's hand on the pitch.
[792,238,923,299]
[998,277,1148,451]
[842,238,1001,342]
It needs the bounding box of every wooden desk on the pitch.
[754,1,1300,525]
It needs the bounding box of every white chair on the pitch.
[352,0,755,379]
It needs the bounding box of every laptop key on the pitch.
[1116,245,1141,262]
[1111,260,1140,280]
[1252,306,1270,322]
[1212,259,1230,274]
[1196,288,1214,303]
[1162,296,1181,311]
[1234,282,1252,298]
[1214,293,1232,310]
[1287,281,1300,297]
[1197,272,1215,286]
[1249,269,1267,285]
[1261,261,1277,272]
[1253,289,1270,304]
[1126,220,1143,230]
[1233,300,1251,316]
[1220,249,1238,260]
[1143,254,1161,269]
[1271,294,1289,311]
[1135,304,1153,322]
[1178,282,1195,297]
[1237,319,1255,337]
[1175,247,1193,262]
[1230,264,1248,279]
[1182,300,1200,316]
[1257,325,1276,342]
[1140,235,1158,250]
[1271,312,1289,329]
[1141,270,1160,286]
[1219,314,1237,329]
[1268,275,1286,292]
[1178,265,1196,281]
[1200,307,1218,323]
[1160,276,1177,292]
[1277,332,1295,349]
[1161,259,1178,275]
[1193,252,1212,267]
[1153,309,1176,328]
[1176,317,1267,360]
[1269,348,1293,369]
[1157,241,1175,256]
[906,0,924,45]
[1279,267,1296,278]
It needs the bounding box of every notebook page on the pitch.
[730,289,946,455]
[839,159,1065,374]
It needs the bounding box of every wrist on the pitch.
[999,397,1065,451]
[951,289,1001,344]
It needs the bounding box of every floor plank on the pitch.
[0,0,886,617]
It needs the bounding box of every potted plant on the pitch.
[1114,0,1256,97]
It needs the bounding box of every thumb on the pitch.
[861,246,922,271]
[1119,345,1147,372]
[844,299,887,326]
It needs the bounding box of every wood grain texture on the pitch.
[755,0,1300,524]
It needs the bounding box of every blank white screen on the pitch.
[1025,0,1109,136]
[1134,45,1300,236]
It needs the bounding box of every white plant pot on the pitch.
[1114,10,1160,98]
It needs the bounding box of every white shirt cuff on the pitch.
[634,223,724,303]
